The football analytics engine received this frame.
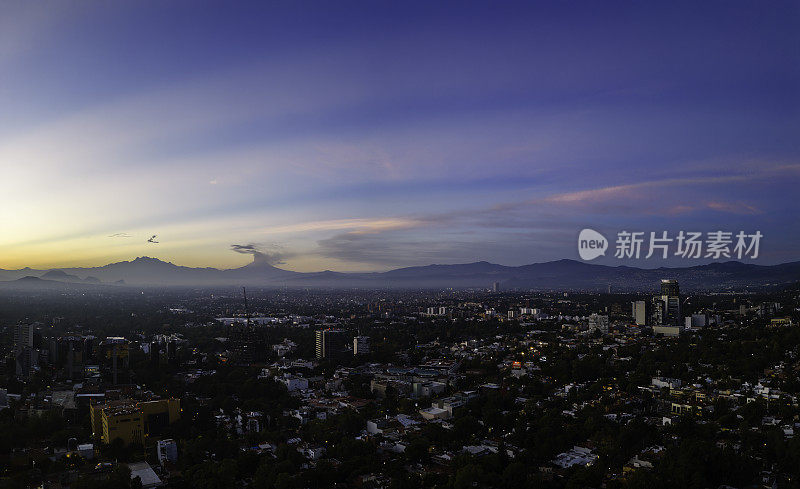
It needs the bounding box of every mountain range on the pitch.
[1,256,799,291]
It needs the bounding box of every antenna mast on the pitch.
[243,286,251,328]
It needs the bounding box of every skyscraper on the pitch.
[84,336,95,362]
[64,336,79,380]
[150,340,160,367]
[315,329,348,361]
[13,323,34,350]
[14,324,40,379]
[660,279,680,297]
[100,337,129,385]
[167,340,177,366]
[653,279,681,326]
[631,301,649,325]
[314,330,323,359]
[228,322,254,365]
[353,336,370,356]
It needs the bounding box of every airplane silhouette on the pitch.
[147,235,159,243]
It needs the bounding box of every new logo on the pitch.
[578,229,608,261]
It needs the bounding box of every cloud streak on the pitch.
[0,3,797,269]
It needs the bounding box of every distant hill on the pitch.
[0,276,100,291]
[41,269,82,282]
[0,256,798,291]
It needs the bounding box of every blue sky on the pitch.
[0,1,798,271]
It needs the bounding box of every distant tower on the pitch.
[167,340,177,366]
[150,340,160,367]
[13,324,38,379]
[660,279,680,296]
[228,287,258,365]
[13,323,34,349]
[242,287,251,328]
[84,336,96,361]
[632,300,649,325]
[492,282,501,293]
[315,331,324,359]
[112,344,118,384]
[66,337,74,380]
[102,337,128,385]
[353,336,370,356]
[653,279,681,326]
[316,329,347,361]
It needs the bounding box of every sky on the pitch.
[0,1,798,272]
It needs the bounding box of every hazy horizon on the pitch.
[3,253,800,276]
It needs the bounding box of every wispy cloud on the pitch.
[0,2,797,269]
[543,175,749,205]
[256,218,421,236]
[706,201,762,215]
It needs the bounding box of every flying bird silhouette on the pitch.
[147,235,159,243]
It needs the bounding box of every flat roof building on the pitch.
[90,398,180,446]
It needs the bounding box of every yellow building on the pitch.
[101,404,145,446]
[670,402,696,416]
[90,398,180,446]
[139,398,181,434]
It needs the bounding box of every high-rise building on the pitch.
[49,337,60,364]
[588,314,609,334]
[315,329,348,361]
[14,323,34,350]
[150,341,160,367]
[492,281,501,293]
[227,322,269,365]
[353,336,370,356]
[314,331,323,359]
[13,324,40,379]
[664,296,681,326]
[167,340,177,366]
[0,389,8,411]
[14,348,38,380]
[64,336,79,380]
[652,279,681,326]
[660,279,680,296]
[631,301,649,325]
[100,337,129,385]
[84,336,95,362]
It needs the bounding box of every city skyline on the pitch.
[1,1,798,271]
[3,4,800,488]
